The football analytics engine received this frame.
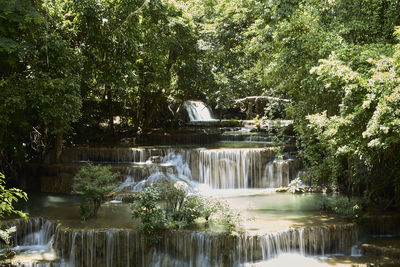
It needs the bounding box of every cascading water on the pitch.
[108,147,300,194]
[183,101,216,122]
[117,149,194,194]
[40,146,302,195]
[4,218,62,267]
[50,147,163,164]
[7,218,358,267]
[263,159,300,188]
[9,218,56,250]
[198,148,275,189]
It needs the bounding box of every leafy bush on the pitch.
[0,226,16,259]
[131,182,242,244]
[0,173,28,221]
[131,186,166,244]
[73,163,120,220]
[288,178,307,193]
[319,195,363,221]
[0,172,27,260]
[214,201,242,235]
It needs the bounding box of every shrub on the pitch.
[0,172,27,260]
[131,182,242,244]
[319,195,363,221]
[131,186,166,244]
[0,226,16,258]
[0,173,28,220]
[73,163,120,220]
[288,178,307,193]
[215,200,243,236]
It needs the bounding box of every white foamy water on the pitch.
[243,253,337,267]
[183,100,216,121]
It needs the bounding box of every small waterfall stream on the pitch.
[8,218,56,249]
[183,101,216,122]
[3,218,60,267]
[198,148,274,188]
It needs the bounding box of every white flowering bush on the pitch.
[288,178,307,193]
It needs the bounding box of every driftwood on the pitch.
[234,96,290,103]
[0,250,16,261]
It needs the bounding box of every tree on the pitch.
[307,47,400,208]
[72,163,120,220]
[23,31,82,162]
[244,0,400,203]
[1,0,82,176]
[184,0,265,109]
[0,0,41,79]
[0,0,42,176]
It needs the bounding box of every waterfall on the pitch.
[350,244,362,257]
[6,218,358,266]
[8,218,57,248]
[55,147,300,192]
[61,225,357,266]
[183,101,216,121]
[52,147,163,164]
[198,149,274,188]
[197,149,301,189]
[54,228,147,267]
[263,159,300,188]
[117,148,194,193]
[3,218,61,267]
[40,146,302,196]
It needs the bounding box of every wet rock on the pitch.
[120,193,138,203]
[0,250,16,261]
[276,187,289,192]
[323,187,333,194]
[41,172,74,194]
[120,137,136,146]
[361,243,400,261]
[309,186,323,193]
[151,156,161,163]
[366,214,400,236]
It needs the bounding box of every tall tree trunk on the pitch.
[347,157,353,196]
[42,125,49,161]
[134,96,144,134]
[106,86,114,133]
[55,131,63,164]
[143,94,161,130]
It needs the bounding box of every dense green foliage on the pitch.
[0,172,27,260]
[72,163,120,220]
[1,0,400,209]
[0,225,17,258]
[131,182,242,244]
[0,173,27,220]
[0,173,26,263]
[319,196,363,221]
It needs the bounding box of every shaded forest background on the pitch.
[1,0,400,210]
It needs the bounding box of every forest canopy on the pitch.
[1,0,400,209]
